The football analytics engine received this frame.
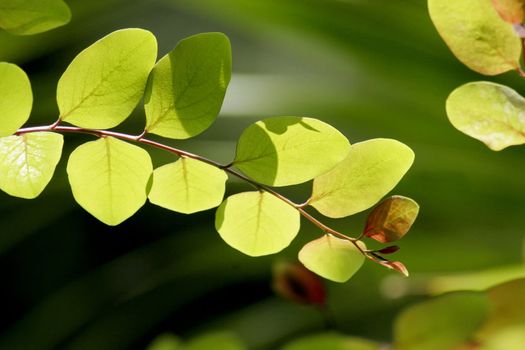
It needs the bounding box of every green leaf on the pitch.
[428,0,521,75]
[184,332,244,350]
[57,29,157,129]
[282,333,380,350]
[447,81,525,151]
[234,117,350,187]
[364,195,419,243]
[476,278,525,341]
[0,132,63,199]
[298,235,365,283]
[148,157,228,214]
[215,191,300,257]
[147,334,182,350]
[67,137,153,226]
[492,0,525,24]
[309,139,414,218]
[0,0,71,35]
[482,325,525,350]
[0,62,32,137]
[145,32,231,139]
[394,292,490,350]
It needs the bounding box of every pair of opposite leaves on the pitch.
[429,0,525,151]
[0,29,231,218]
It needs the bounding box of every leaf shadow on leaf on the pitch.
[261,117,319,134]
[234,123,278,184]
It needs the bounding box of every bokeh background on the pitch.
[1,0,525,349]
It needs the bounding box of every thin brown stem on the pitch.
[16,123,372,263]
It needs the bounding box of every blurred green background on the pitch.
[1,0,525,349]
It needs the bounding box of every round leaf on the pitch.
[0,132,63,199]
[447,81,525,151]
[282,333,380,350]
[234,117,350,187]
[476,278,525,341]
[298,235,365,283]
[364,195,419,243]
[145,32,231,139]
[57,29,157,129]
[148,157,228,214]
[0,62,32,137]
[215,191,300,257]
[147,334,182,350]
[310,139,414,218]
[492,0,525,23]
[428,0,521,75]
[0,0,70,35]
[67,137,153,226]
[394,292,490,350]
[184,332,244,350]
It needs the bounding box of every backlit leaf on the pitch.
[234,117,350,187]
[298,235,365,283]
[476,278,525,341]
[282,332,380,350]
[145,32,231,139]
[184,332,244,350]
[380,261,409,277]
[147,334,182,350]
[0,132,63,199]
[215,191,300,256]
[364,195,419,243]
[428,0,521,75]
[447,81,525,151]
[492,0,525,23]
[394,292,490,350]
[67,137,153,226]
[0,0,70,35]
[57,29,157,129]
[0,62,32,137]
[310,139,414,218]
[148,157,228,214]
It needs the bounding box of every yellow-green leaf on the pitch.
[476,278,525,342]
[298,235,365,283]
[57,29,157,129]
[234,117,350,187]
[0,132,63,199]
[0,62,32,137]
[67,137,153,226]
[145,32,231,139]
[492,0,525,24]
[394,292,490,350]
[428,0,521,75]
[447,81,525,151]
[0,0,70,35]
[215,191,300,257]
[184,332,244,350]
[282,332,380,350]
[147,334,182,350]
[364,196,419,243]
[309,139,414,218]
[148,157,228,214]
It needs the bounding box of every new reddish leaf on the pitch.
[364,195,419,243]
[492,0,525,23]
[381,261,409,277]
